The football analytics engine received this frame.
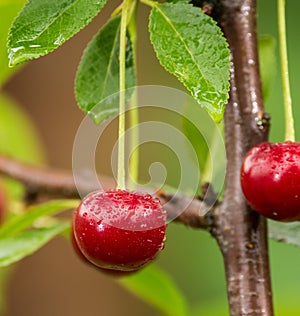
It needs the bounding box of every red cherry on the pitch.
[72,189,167,272]
[240,141,300,221]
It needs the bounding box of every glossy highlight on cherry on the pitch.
[72,189,167,272]
[240,141,300,222]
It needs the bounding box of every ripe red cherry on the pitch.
[240,141,300,221]
[72,189,167,272]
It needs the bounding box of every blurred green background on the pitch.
[1,0,300,315]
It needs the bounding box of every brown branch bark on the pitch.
[213,0,274,315]
[0,156,104,198]
[0,155,213,229]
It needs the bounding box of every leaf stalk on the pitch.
[278,0,295,142]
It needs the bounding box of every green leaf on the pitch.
[182,101,212,176]
[181,97,225,188]
[75,16,136,123]
[149,3,230,122]
[258,35,276,102]
[269,220,300,248]
[8,0,108,66]
[167,0,190,3]
[119,265,188,316]
[0,1,26,86]
[0,200,79,239]
[0,222,70,267]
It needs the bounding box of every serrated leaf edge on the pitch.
[75,16,121,113]
[148,2,230,122]
[8,0,108,66]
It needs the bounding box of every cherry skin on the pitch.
[71,231,135,277]
[72,189,167,272]
[240,141,300,221]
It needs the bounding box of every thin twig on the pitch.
[0,155,214,229]
[0,155,103,198]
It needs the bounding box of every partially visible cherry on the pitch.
[72,189,167,272]
[240,141,300,221]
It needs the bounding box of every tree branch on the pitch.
[0,156,102,198]
[213,0,274,315]
[0,155,214,229]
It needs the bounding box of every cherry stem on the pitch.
[278,0,295,142]
[117,0,132,189]
[140,0,155,8]
[128,1,139,190]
